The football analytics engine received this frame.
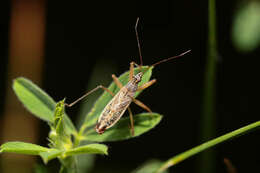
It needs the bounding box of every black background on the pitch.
[1,0,259,172]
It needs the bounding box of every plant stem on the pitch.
[156,120,260,173]
[200,0,218,172]
[59,157,78,173]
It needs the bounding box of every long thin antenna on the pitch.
[135,17,143,67]
[151,50,191,67]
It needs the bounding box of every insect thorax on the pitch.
[125,82,138,92]
[126,72,143,92]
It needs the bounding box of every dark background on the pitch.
[1,0,259,172]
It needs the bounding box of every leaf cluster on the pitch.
[0,67,162,172]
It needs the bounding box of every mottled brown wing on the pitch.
[97,86,134,129]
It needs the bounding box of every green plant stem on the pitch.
[200,0,218,171]
[59,157,78,173]
[156,120,260,173]
[74,132,83,148]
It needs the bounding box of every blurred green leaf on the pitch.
[39,150,63,164]
[13,77,76,134]
[34,164,49,173]
[132,159,168,173]
[232,1,260,52]
[85,113,162,142]
[76,154,95,173]
[0,141,49,155]
[64,144,108,157]
[82,66,153,135]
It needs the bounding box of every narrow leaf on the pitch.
[82,66,153,134]
[13,77,76,134]
[0,141,49,155]
[84,113,162,142]
[156,120,260,173]
[64,144,108,156]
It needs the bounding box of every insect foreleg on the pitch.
[129,62,134,81]
[65,85,114,107]
[137,79,157,91]
[112,74,123,89]
[129,61,141,81]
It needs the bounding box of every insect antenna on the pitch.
[151,49,191,67]
[135,17,143,72]
[142,49,191,74]
[135,18,191,74]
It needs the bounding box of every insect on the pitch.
[65,18,190,135]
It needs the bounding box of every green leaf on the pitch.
[0,141,63,164]
[39,150,63,164]
[132,160,168,173]
[156,120,260,173]
[84,113,162,142]
[232,1,260,52]
[64,114,77,135]
[34,164,49,173]
[53,99,67,136]
[64,144,108,157]
[48,99,74,150]
[13,77,76,134]
[81,66,153,134]
[76,154,95,173]
[13,77,55,122]
[54,99,65,128]
[0,141,49,155]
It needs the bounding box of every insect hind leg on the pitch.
[127,107,135,136]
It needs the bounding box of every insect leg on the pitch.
[129,62,134,81]
[132,98,152,113]
[137,79,157,91]
[112,74,123,89]
[127,107,135,136]
[129,61,141,81]
[65,85,114,107]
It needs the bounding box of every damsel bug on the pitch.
[65,18,190,135]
